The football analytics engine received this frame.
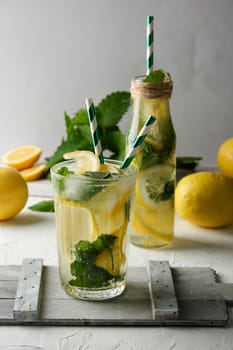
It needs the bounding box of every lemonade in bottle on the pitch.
[127,72,176,248]
[51,152,136,300]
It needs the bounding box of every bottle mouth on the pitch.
[134,72,171,83]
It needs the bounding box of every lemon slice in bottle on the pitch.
[135,164,175,210]
[63,150,100,174]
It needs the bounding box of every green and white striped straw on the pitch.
[85,98,104,164]
[120,115,156,169]
[146,15,154,75]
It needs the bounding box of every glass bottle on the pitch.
[127,73,176,248]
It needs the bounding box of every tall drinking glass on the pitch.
[51,159,136,300]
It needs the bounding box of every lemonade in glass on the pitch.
[51,152,136,300]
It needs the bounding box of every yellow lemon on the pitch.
[217,137,233,178]
[0,167,28,220]
[2,145,42,170]
[175,172,233,228]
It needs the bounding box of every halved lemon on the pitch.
[20,164,46,181]
[2,145,42,170]
[63,150,100,174]
[135,164,175,210]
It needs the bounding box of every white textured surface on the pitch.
[0,180,233,349]
[0,0,233,165]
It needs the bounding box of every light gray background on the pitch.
[0,0,233,165]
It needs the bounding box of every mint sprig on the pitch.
[45,91,130,172]
[144,69,166,83]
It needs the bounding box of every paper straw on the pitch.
[146,15,154,75]
[85,98,104,164]
[120,115,156,169]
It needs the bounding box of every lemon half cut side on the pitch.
[2,145,42,170]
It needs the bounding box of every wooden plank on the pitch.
[176,283,233,304]
[0,265,21,280]
[0,280,17,298]
[172,267,217,284]
[148,261,179,320]
[13,258,43,321]
[0,300,15,320]
[41,298,152,322]
[179,300,228,325]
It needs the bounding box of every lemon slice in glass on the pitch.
[135,164,175,210]
[56,198,97,245]
[99,163,120,174]
[63,150,100,174]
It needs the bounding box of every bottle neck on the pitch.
[130,74,173,100]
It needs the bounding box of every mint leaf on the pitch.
[96,91,130,128]
[57,167,74,176]
[176,157,202,170]
[106,130,126,160]
[69,109,89,127]
[84,171,121,180]
[144,69,166,83]
[28,200,54,212]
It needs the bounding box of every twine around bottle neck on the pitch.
[130,73,173,99]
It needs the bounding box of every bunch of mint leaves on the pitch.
[45,91,130,173]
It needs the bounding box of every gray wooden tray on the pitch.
[0,259,233,327]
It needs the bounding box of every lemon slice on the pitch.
[2,145,42,170]
[20,164,46,181]
[63,150,100,174]
[135,164,175,210]
[99,163,120,174]
[131,201,173,242]
[56,197,97,244]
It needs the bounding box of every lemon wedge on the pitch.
[63,150,100,174]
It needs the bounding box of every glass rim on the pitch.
[50,158,137,183]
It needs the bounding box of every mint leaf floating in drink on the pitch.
[69,234,118,288]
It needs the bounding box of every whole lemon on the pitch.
[175,172,233,228]
[217,137,233,178]
[0,167,28,221]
